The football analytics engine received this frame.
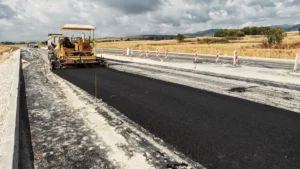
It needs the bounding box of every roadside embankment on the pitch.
[0,49,21,169]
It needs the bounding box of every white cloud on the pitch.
[0,0,299,41]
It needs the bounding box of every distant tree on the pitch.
[250,27,259,35]
[176,34,185,43]
[265,27,286,46]
[214,26,281,43]
[227,29,237,37]
[260,26,271,35]
[3,41,14,45]
[298,28,300,35]
[237,30,245,37]
[148,37,155,40]
[214,29,228,37]
[242,27,251,35]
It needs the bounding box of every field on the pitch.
[0,46,12,63]
[0,46,20,63]
[96,32,300,59]
[0,46,11,55]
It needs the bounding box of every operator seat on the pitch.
[78,37,84,51]
[78,37,92,52]
[51,42,57,48]
[63,37,75,48]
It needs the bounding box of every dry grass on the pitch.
[96,31,300,59]
[0,46,12,63]
[0,46,19,63]
[0,46,10,55]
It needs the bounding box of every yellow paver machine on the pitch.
[48,24,108,70]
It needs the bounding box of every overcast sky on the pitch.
[0,0,300,41]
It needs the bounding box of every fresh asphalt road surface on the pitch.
[54,67,300,169]
[99,49,294,70]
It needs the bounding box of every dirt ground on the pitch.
[0,46,10,54]
[0,46,19,63]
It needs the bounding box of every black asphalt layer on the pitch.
[54,67,300,169]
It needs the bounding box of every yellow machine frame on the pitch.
[55,24,98,64]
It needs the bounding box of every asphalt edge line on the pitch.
[0,50,21,169]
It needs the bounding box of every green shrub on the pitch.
[176,34,185,43]
[265,27,286,46]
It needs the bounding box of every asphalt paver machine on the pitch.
[48,24,107,69]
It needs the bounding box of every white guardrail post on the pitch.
[233,50,238,65]
[139,48,143,57]
[165,49,168,59]
[233,50,236,65]
[146,48,149,57]
[194,50,198,62]
[216,50,219,64]
[295,53,299,72]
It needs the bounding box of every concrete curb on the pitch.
[0,50,21,169]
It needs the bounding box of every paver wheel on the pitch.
[50,61,56,70]
[104,61,109,68]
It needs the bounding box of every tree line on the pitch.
[214,26,286,46]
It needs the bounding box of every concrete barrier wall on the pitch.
[0,49,21,169]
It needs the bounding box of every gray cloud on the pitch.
[99,0,162,14]
[0,0,300,41]
[0,4,16,19]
